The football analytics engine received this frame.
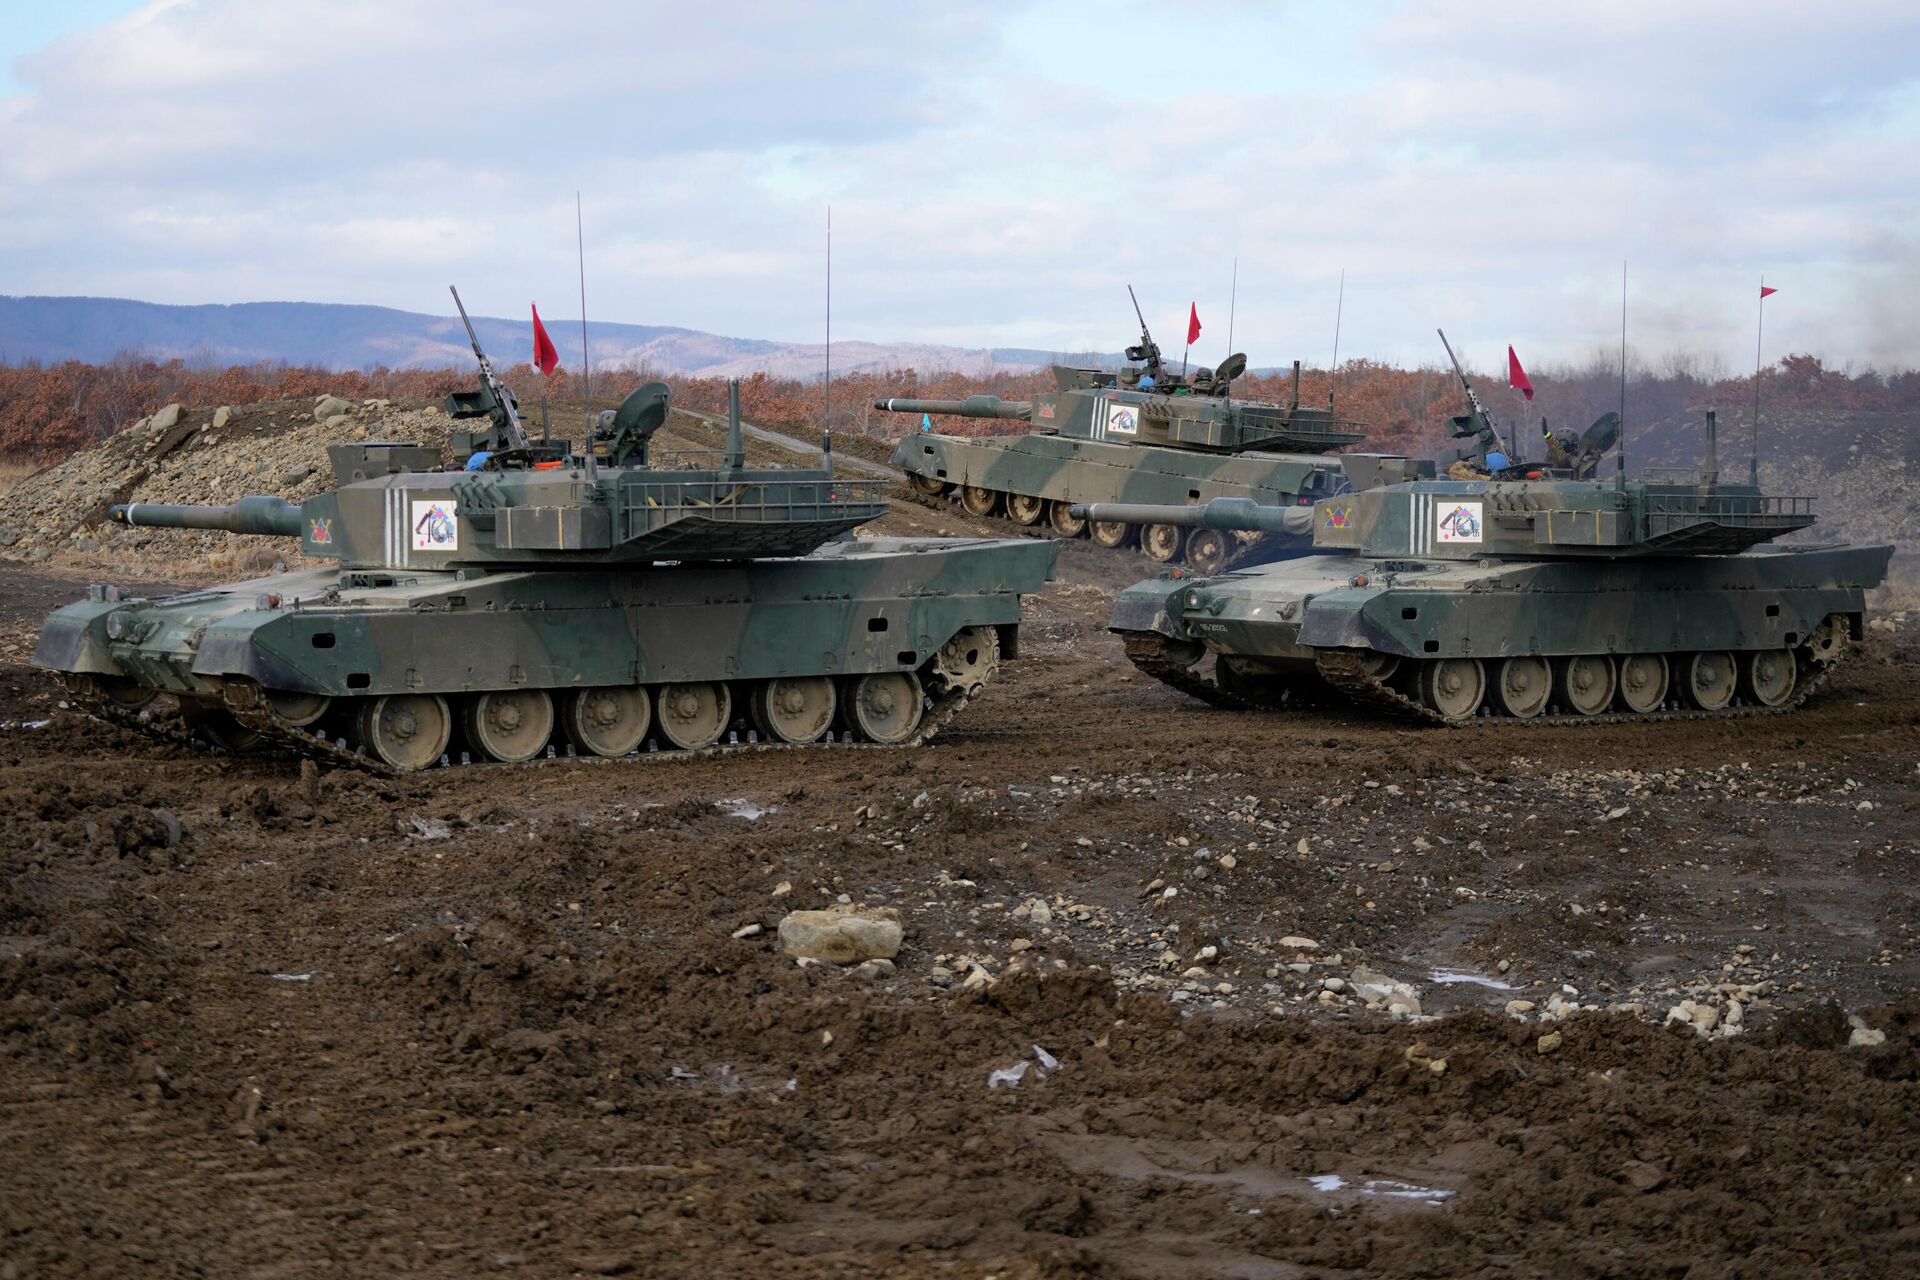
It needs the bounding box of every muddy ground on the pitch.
[4,487,1920,1277]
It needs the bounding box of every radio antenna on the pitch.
[1751,275,1768,484]
[1328,267,1346,409]
[823,205,832,434]
[1225,256,1238,357]
[1616,259,1628,481]
[576,192,591,432]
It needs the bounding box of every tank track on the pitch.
[1119,636,1322,712]
[895,482,1272,574]
[62,671,985,776]
[1119,633,1849,727]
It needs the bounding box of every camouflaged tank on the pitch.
[874,290,1374,576]
[1078,407,1891,725]
[34,292,1058,770]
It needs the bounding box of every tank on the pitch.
[34,290,1059,770]
[1080,404,1893,725]
[874,288,1379,576]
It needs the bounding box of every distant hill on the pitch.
[0,295,1116,379]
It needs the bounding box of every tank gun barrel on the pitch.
[110,496,302,537]
[1069,498,1311,538]
[873,396,1034,422]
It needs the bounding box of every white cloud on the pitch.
[0,0,1915,371]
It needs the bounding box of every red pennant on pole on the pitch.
[1759,285,1778,298]
[1186,303,1202,346]
[531,303,560,376]
[1507,345,1534,401]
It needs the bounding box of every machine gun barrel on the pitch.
[872,396,1034,422]
[1436,327,1499,443]
[1126,283,1164,375]
[449,285,531,452]
[110,496,303,537]
[1068,497,1312,538]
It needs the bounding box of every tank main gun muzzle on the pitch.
[1069,497,1312,538]
[873,396,1034,422]
[110,496,303,537]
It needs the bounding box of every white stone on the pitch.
[777,906,903,964]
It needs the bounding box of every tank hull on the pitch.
[890,430,1343,569]
[1110,542,1893,723]
[36,535,1059,765]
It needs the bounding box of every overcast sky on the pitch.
[3,0,1916,372]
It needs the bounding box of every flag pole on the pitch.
[1751,275,1766,485]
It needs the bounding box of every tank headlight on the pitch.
[105,611,128,640]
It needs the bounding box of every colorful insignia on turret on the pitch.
[1325,503,1351,529]
[1437,502,1483,543]
[308,517,332,544]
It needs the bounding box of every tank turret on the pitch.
[1091,404,1891,725]
[35,289,1059,770]
[876,287,1372,576]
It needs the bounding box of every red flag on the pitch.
[1186,303,1202,346]
[1759,285,1778,298]
[1507,345,1534,401]
[531,303,560,376]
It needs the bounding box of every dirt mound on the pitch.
[0,397,726,576]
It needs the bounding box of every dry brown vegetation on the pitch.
[4,350,1916,464]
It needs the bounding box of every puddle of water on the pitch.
[1362,1179,1455,1203]
[718,798,770,821]
[1306,1173,1454,1203]
[1428,968,1513,990]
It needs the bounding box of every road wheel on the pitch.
[1743,652,1797,710]
[959,485,1000,517]
[1049,500,1086,537]
[1419,658,1486,721]
[1617,654,1667,713]
[181,701,262,752]
[356,693,452,771]
[563,686,651,758]
[1741,648,1797,708]
[846,671,924,744]
[74,673,156,710]
[265,689,330,728]
[657,681,732,750]
[908,473,949,497]
[1556,655,1616,716]
[463,689,555,763]
[1005,492,1046,526]
[1140,522,1185,563]
[1089,520,1132,548]
[1684,652,1736,710]
[1184,529,1231,576]
[1494,656,1552,718]
[751,676,836,744]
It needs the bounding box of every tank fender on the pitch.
[31,604,118,675]
[1295,588,1415,657]
[192,625,331,694]
[1111,578,1184,638]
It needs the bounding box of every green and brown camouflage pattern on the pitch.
[876,356,1375,570]
[36,537,1052,701]
[34,362,1059,767]
[1088,455,1893,724]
